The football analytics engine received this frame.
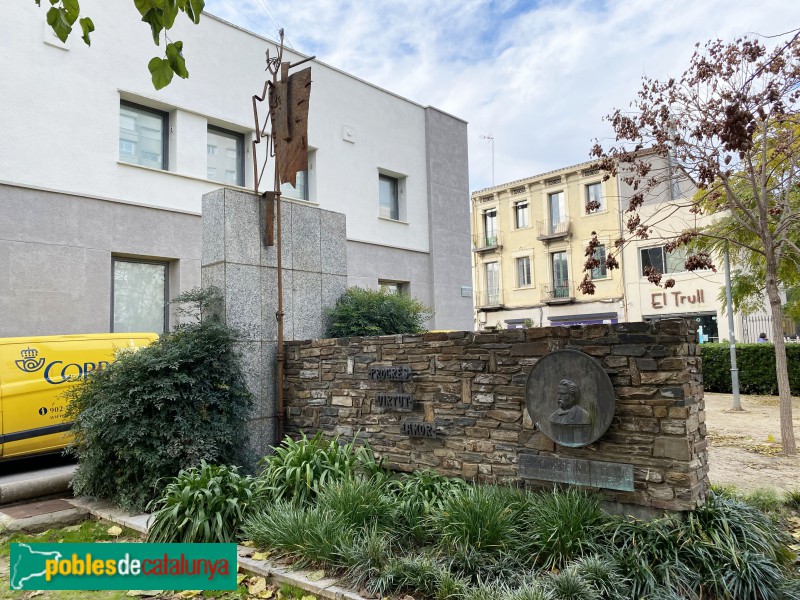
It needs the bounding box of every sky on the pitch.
[204,0,800,193]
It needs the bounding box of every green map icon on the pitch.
[10,543,63,590]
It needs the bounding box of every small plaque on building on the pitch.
[376,392,414,411]
[368,365,412,381]
[518,454,634,492]
[401,421,436,438]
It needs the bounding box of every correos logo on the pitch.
[14,348,110,385]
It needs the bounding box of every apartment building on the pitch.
[472,156,783,343]
[470,161,625,330]
[0,3,473,337]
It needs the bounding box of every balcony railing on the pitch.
[472,232,501,252]
[475,289,504,308]
[540,282,574,304]
[536,218,571,240]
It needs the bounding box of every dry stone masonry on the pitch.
[283,320,708,513]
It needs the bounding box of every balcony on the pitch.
[472,232,502,253]
[540,282,574,305]
[475,289,504,309]
[536,218,571,241]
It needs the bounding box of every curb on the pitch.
[65,497,368,600]
[0,465,76,506]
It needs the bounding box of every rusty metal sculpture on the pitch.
[251,30,313,439]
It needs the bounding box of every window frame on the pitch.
[207,124,245,187]
[514,200,529,229]
[378,173,400,220]
[379,280,408,295]
[585,182,604,214]
[591,245,608,280]
[110,257,169,334]
[639,245,688,278]
[281,169,309,201]
[516,255,532,288]
[119,100,169,170]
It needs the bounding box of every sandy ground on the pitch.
[705,392,800,493]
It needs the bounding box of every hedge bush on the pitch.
[65,288,253,511]
[700,343,800,395]
[325,287,432,338]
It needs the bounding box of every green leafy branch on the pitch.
[34,0,204,89]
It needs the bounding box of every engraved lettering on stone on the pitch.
[376,393,414,411]
[401,421,436,438]
[368,365,412,381]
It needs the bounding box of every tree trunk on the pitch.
[765,278,797,455]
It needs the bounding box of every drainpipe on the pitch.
[615,173,629,322]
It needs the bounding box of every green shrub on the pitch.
[338,525,395,593]
[65,288,253,511]
[524,488,610,571]
[325,287,432,337]
[542,569,599,600]
[261,432,386,504]
[700,342,800,395]
[147,461,265,543]
[241,502,351,568]
[316,477,396,530]
[784,489,800,510]
[389,469,469,544]
[430,484,527,579]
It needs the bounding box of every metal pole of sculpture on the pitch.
[251,30,313,440]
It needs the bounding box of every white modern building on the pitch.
[0,2,473,337]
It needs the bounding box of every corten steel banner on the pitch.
[269,67,311,189]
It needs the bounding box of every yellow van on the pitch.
[0,333,157,460]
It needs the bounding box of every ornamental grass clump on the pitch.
[523,487,610,571]
[430,484,528,580]
[388,469,469,544]
[260,432,387,504]
[147,461,265,543]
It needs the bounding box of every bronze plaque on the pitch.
[518,454,633,491]
[525,349,615,447]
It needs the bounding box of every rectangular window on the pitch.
[112,258,168,334]
[591,245,607,279]
[516,256,531,287]
[548,191,565,234]
[586,182,603,213]
[119,101,168,170]
[379,174,399,220]
[281,169,308,200]
[486,262,500,304]
[207,125,244,186]
[379,280,407,295]
[514,201,529,229]
[483,208,497,246]
[640,246,687,276]
[551,251,569,297]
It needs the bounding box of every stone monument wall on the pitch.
[283,320,708,513]
[201,188,348,455]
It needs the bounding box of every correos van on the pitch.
[0,333,157,460]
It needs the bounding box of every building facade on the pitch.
[471,158,779,343]
[1,3,473,338]
[470,161,625,330]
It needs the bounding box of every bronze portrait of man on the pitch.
[549,379,591,426]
